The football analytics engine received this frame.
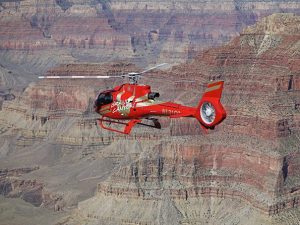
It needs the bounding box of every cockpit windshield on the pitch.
[95,91,114,107]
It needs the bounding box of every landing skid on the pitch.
[97,116,161,134]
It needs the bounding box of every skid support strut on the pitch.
[97,116,142,134]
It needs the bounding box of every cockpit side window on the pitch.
[95,92,113,106]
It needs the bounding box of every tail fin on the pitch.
[195,81,226,129]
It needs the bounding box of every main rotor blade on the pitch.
[38,75,122,79]
[38,63,168,80]
[139,63,168,75]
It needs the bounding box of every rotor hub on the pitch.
[128,73,140,84]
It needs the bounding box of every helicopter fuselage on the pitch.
[94,83,196,120]
[94,81,226,134]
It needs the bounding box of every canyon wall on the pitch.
[80,13,300,223]
[0,0,299,67]
[0,13,299,225]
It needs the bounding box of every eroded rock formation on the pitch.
[0,9,300,225]
[68,13,300,224]
[0,0,299,66]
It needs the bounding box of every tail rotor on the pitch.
[195,81,226,129]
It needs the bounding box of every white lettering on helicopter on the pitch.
[112,101,133,114]
[162,109,181,115]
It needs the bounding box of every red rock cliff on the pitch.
[0,0,299,65]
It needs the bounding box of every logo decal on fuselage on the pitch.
[112,101,133,115]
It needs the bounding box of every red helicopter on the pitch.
[39,63,226,134]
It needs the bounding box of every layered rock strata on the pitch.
[0,12,300,225]
[0,62,169,215]
[0,0,299,65]
[71,13,300,224]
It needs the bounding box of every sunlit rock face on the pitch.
[78,14,300,224]
[0,0,299,65]
[0,0,300,223]
[1,13,299,225]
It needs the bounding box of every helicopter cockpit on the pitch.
[95,90,114,107]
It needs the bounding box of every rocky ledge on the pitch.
[73,13,300,224]
[0,12,300,225]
